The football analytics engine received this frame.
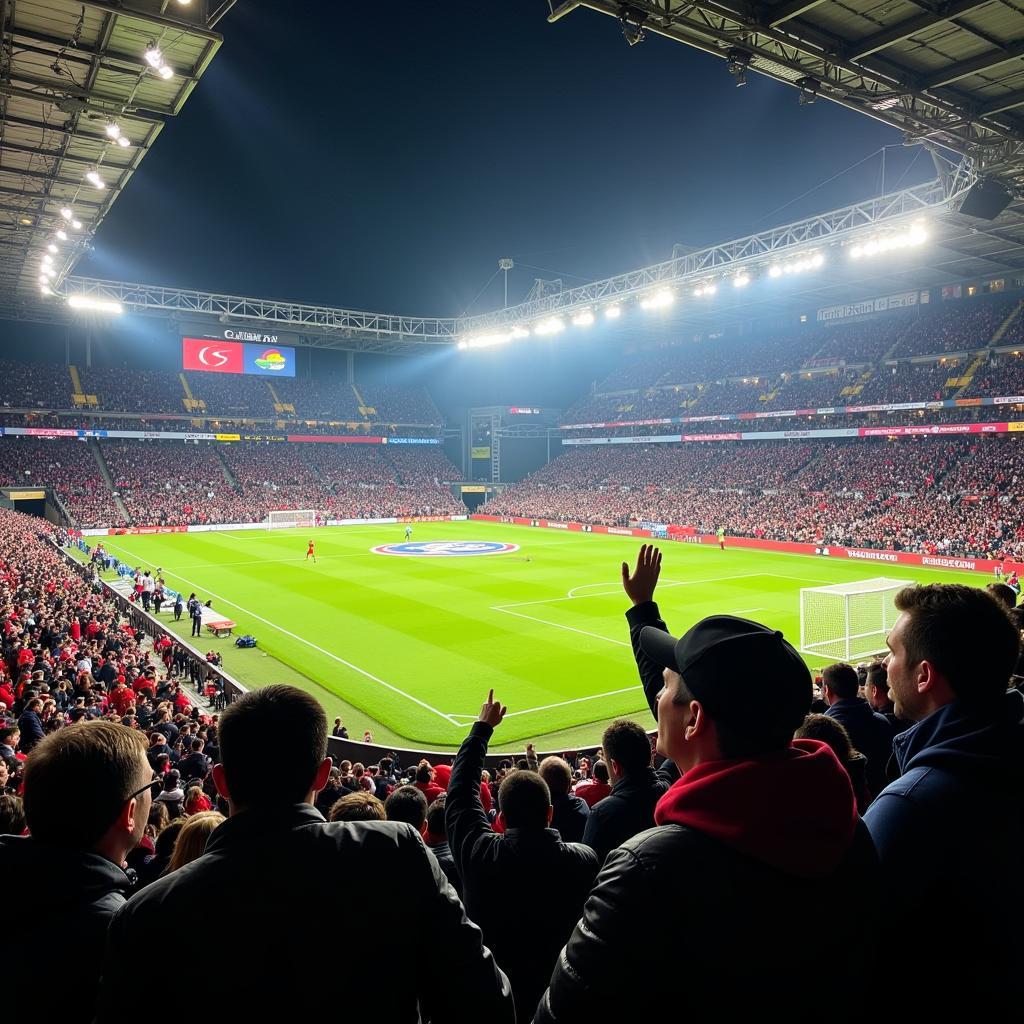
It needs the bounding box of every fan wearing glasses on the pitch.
[0,721,154,1023]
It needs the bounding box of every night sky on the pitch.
[76,1,932,317]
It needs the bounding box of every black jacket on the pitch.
[581,765,674,862]
[426,838,462,896]
[825,698,894,795]
[549,792,590,844]
[97,804,512,1024]
[534,819,879,1024]
[1,836,132,1022]
[447,722,599,1021]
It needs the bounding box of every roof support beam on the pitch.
[767,0,829,29]
[920,39,1024,89]
[847,0,992,61]
[978,89,1024,118]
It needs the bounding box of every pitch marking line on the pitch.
[102,541,461,728]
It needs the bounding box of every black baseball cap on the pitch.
[640,615,812,733]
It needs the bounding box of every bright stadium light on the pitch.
[158,64,174,80]
[67,295,123,315]
[144,44,163,68]
[40,283,51,295]
[117,135,131,147]
[768,252,823,278]
[85,169,105,189]
[41,254,52,265]
[59,207,73,220]
[850,220,928,259]
[72,219,82,230]
[458,325,529,349]
[640,288,674,310]
[41,268,56,279]
[510,326,530,339]
[56,229,68,241]
[47,242,58,253]
[572,309,595,327]
[733,272,750,288]
[105,122,121,140]
[604,304,621,319]
[534,317,566,336]
[693,283,717,297]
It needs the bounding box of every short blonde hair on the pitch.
[167,811,225,872]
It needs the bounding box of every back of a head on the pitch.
[0,794,26,835]
[602,719,652,776]
[896,584,1019,708]
[865,661,887,693]
[987,582,1017,610]
[795,713,856,761]
[415,762,433,784]
[425,794,447,838]
[592,760,610,784]
[384,784,428,829]
[329,791,386,823]
[498,770,551,830]
[219,685,326,808]
[822,662,859,699]
[538,756,572,798]
[167,811,225,873]
[23,721,148,848]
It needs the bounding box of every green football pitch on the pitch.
[93,521,987,751]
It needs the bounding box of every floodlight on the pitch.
[733,273,750,288]
[117,135,130,147]
[67,295,123,314]
[105,122,121,140]
[604,305,621,319]
[47,243,58,253]
[59,207,73,220]
[158,64,174,80]
[534,317,566,336]
[572,309,595,327]
[640,288,674,310]
[85,170,105,189]
[144,45,163,68]
[41,254,53,265]
[72,220,82,230]
[56,229,68,241]
[40,284,51,295]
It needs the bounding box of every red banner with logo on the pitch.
[182,338,243,374]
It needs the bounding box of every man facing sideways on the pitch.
[534,545,879,1023]
[1,722,152,1022]
[97,685,512,1023]
[864,584,1023,1016]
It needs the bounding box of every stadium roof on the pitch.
[548,0,1024,189]
[0,0,229,311]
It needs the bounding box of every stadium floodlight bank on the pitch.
[799,577,907,662]
[267,510,325,529]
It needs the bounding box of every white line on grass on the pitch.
[493,606,631,647]
[446,685,646,721]
[101,541,460,727]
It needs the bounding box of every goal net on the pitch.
[799,577,908,662]
[267,509,324,530]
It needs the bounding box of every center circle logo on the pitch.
[371,541,520,558]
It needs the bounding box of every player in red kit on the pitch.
[306,541,316,563]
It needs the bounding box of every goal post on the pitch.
[266,509,325,530]
[799,577,908,662]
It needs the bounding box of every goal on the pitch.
[267,509,325,529]
[799,577,908,662]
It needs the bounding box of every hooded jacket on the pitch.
[1,835,132,1021]
[864,692,1024,1015]
[824,697,894,796]
[534,740,879,1024]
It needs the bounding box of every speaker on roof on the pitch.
[958,177,1012,220]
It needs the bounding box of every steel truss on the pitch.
[38,164,974,349]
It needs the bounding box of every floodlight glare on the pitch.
[105,122,121,140]
[640,288,674,310]
[67,295,123,314]
[849,220,928,260]
[144,45,163,68]
[41,254,53,265]
[534,317,566,336]
[117,135,130,147]
[47,243,58,253]
[85,170,105,189]
[572,309,595,327]
[40,284,51,295]
[56,229,68,241]
[733,273,750,288]
[158,64,174,80]
[604,304,621,319]
[59,207,73,220]
[72,220,82,230]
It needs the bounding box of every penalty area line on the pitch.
[101,541,461,727]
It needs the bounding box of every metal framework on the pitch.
[0,0,230,308]
[547,0,1024,187]
[39,158,1024,349]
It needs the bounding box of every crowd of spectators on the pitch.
[0,505,1018,1020]
[484,436,1024,559]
